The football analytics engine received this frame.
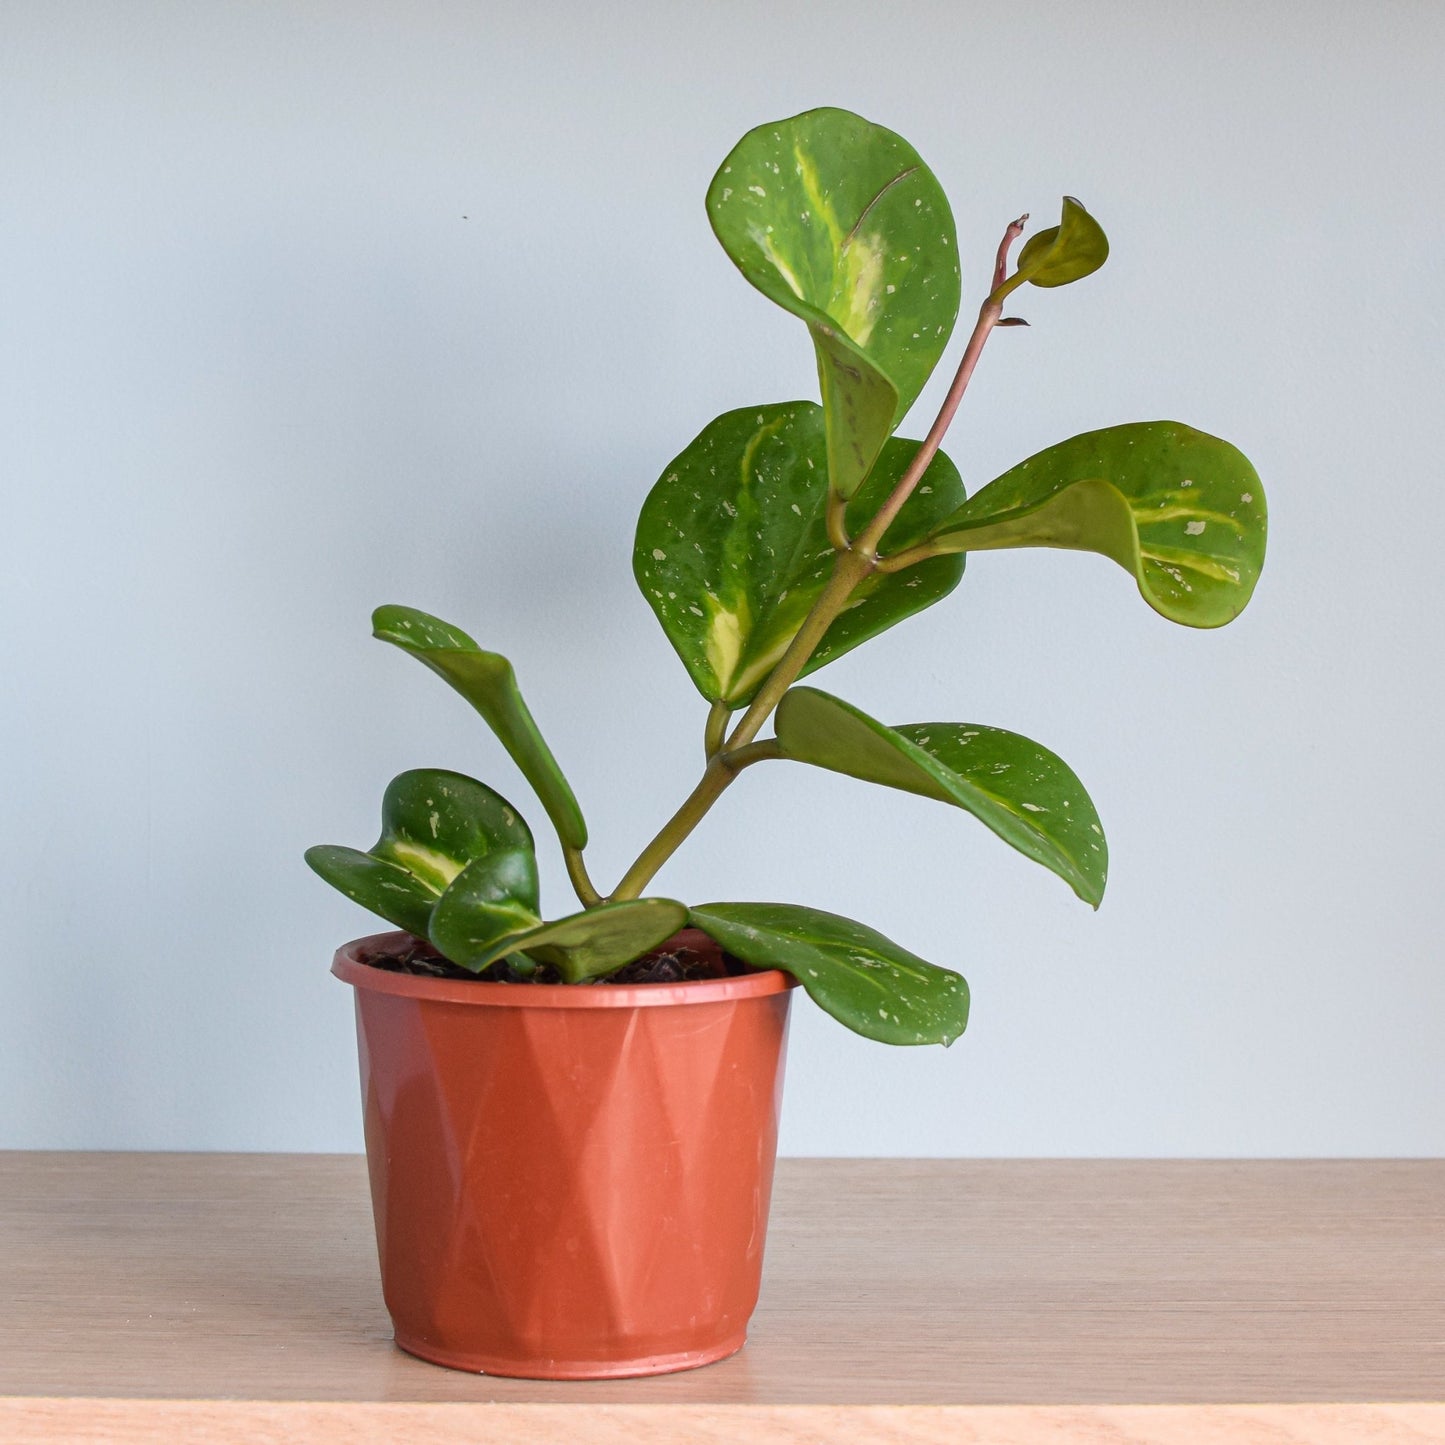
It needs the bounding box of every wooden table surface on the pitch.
[2,1154,1442,1442]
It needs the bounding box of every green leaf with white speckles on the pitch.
[634,401,964,705]
[924,422,1267,627]
[372,606,588,848]
[1010,196,1109,290]
[305,768,536,936]
[775,688,1106,906]
[690,903,969,1046]
[425,848,543,963]
[708,108,961,499]
[431,896,689,983]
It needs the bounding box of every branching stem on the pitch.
[607,214,1029,901]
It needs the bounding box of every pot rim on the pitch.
[332,930,797,1009]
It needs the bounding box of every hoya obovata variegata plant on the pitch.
[308,106,1268,1046]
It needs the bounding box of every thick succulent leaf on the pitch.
[432,896,689,983]
[305,768,538,936]
[372,606,587,848]
[926,422,1267,627]
[425,848,543,962]
[690,903,968,1046]
[708,107,961,498]
[371,768,533,893]
[634,400,964,705]
[304,845,439,937]
[775,688,1106,906]
[1011,197,1108,290]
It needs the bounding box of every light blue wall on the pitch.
[3,1,1441,1154]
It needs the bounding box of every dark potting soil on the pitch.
[356,926,754,986]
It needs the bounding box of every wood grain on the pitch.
[1,1154,1442,1411]
[3,1401,1444,1444]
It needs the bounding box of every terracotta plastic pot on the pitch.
[333,931,796,1378]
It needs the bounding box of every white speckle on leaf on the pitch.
[1021,803,1046,813]
[1181,478,1194,487]
[1185,520,1206,535]
[1241,492,1253,503]
[749,184,766,196]
[652,548,666,560]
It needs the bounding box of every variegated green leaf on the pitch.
[775,687,1106,906]
[430,895,688,983]
[925,422,1267,627]
[370,768,533,891]
[634,400,964,705]
[708,107,961,498]
[303,846,439,938]
[1009,197,1108,290]
[305,768,535,936]
[424,848,542,962]
[690,902,968,1046]
[372,606,588,848]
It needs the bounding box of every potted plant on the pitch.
[308,106,1267,1379]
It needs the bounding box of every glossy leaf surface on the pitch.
[371,768,534,892]
[708,108,961,498]
[372,606,588,848]
[690,902,968,1046]
[426,848,543,964]
[926,422,1267,627]
[431,896,689,983]
[304,845,439,937]
[775,687,1106,906]
[634,401,964,704]
[1011,197,1108,290]
[305,768,534,936]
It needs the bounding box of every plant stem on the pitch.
[704,700,731,761]
[609,215,1028,901]
[850,296,1003,559]
[610,548,873,900]
[723,737,782,769]
[609,741,777,901]
[563,844,602,908]
[723,547,876,750]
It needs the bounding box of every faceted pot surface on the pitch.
[333,932,795,1378]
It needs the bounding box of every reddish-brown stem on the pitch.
[852,214,1030,562]
[994,213,1029,291]
[609,213,1031,901]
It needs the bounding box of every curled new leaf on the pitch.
[708,107,961,498]
[690,902,968,1046]
[775,687,1106,906]
[305,768,535,936]
[634,400,964,705]
[924,422,1267,627]
[430,895,689,983]
[372,606,588,848]
[1008,197,1108,291]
